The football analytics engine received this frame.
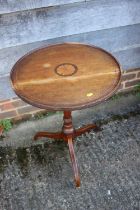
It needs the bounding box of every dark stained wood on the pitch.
[10,42,122,187]
[62,111,74,136]
[74,124,99,137]
[67,136,80,187]
[34,110,100,187]
[10,43,121,111]
[34,131,63,141]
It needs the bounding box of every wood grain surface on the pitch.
[11,43,121,110]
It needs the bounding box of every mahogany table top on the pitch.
[10,43,121,111]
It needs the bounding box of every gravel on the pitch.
[0,93,140,210]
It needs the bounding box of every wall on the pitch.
[0,0,140,120]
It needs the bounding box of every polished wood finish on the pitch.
[67,136,80,187]
[10,43,121,111]
[34,110,99,187]
[10,43,122,187]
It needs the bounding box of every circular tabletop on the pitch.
[10,43,121,111]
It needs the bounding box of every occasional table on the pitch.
[10,43,121,187]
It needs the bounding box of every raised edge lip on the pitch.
[10,42,122,111]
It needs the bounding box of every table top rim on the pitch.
[10,42,122,111]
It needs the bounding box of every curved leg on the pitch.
[34,131,63,141]
[67,136,80,187]
[75,124,99,137]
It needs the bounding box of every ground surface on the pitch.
[0,93,140,210]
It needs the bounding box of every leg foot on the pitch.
[67,136,80,187]
[34,132,63,141]
[75,124,100,137]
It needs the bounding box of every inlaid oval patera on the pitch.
[55,63,78,76]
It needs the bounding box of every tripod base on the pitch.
[34,111,99,187]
